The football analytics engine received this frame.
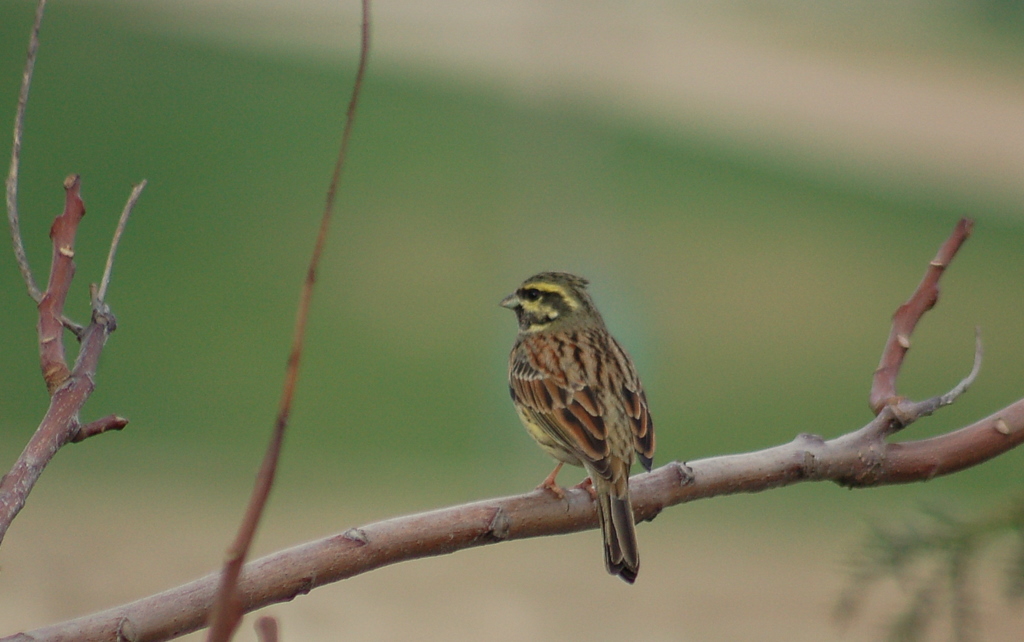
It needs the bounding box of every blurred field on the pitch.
[2,1,1024,640]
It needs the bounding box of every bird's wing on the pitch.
[611,337,655,472]
[508,337,614,478]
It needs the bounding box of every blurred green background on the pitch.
[1,1,1024,640]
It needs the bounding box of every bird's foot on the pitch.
[574,476,598,500]
[536,463,566,499]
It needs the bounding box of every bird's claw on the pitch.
[536,462,566,499]
[574,476,598,500]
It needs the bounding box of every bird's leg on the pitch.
[573,476,598,500]
[536,462,565,499]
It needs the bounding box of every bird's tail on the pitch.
[596,484,639,583]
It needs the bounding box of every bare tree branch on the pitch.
[36,174,84,394]
[71,414,129,443]
[9,396,1024,642]
[5,0,46,303]
[7,219,1023,642]
[870,217,974,414]
[0,231,118,548]
[204,2,372,640]
[97,179,147,303]
[5,0,85,338]
[894,327,983,427]
[0,173,144,547]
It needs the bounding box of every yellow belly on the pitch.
[516,407,583,467]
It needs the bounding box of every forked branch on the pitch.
[1,0,147,548]
[0,175,143,548]
[870,218,974,414]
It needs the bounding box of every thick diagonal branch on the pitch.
[10,397,1024,642]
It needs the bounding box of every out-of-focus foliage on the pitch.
[837,497,1024,641]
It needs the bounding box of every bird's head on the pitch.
[500,271,600,333]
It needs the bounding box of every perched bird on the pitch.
[501,272,655,583]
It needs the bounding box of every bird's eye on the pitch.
[522,288,541,301]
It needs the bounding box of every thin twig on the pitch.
[941,327,984,406]
[1,4,131,550]
[71,414,129,443]
[870,218,974,413]
[59,315,85,340]
[5,0,46,303]
[4,0,82,339]
[895,327,984,426]
[97,180,147,303]
[205,3,372,641]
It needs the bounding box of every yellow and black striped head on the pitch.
[500,272,602,333]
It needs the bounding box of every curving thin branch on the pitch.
[97,179,147,303]
[7,219,1021,642]
[5,0,46,303]
[204,2,372,640]
[893,326,983,427]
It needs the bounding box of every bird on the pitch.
[500,271,655,583]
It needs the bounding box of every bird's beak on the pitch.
[500,293,520,309]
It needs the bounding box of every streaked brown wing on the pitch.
[508,337,612,477]
[622,384,654,471]
[611,337,655,471]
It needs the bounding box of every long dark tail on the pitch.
[597,488,639,583]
